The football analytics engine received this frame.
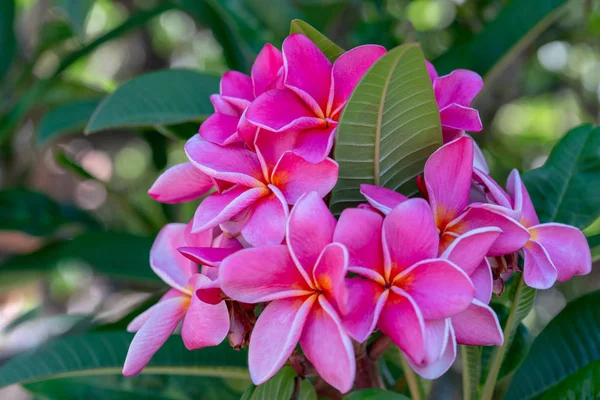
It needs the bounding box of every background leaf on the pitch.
[289,19,344,62]
[345,389,411,399]
[522,124,600,230]
[37,99,101,144]
[0,332,249,389]
[52,0,96,39]
[330,43,442,214]
[506,290,600,399]
[0,0,16,80]
[538,359,600,400]
[85,70,219,134]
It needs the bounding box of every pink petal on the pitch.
[283,33,332,114]
[198,113,240,146]
[286,191,337,280]
[211,232,243,249]
[210,93,240,115]
[293,125,337,164]
[408,322,457,379]
[127,289,184,333]
[313,243,349,315]
[342,278,387,342]
[506,169,540,227]
[177,247,239,267]
[246,89,325,132]
[255,128,298,177]
[237,110,259,149]
[249,296,316,384]
[151,223,198,292]
[448,204,530,256]
[123,297,188,376]
[378,287,426,364]
[219,208,251,237]
[181,274,229,350]
[434,69,483,109]
[219,245,312,303]
[192,186,266,232]
[252,43,283,97]
[360,184,408,215]
[383,198,439,278]
[220,71,253,102]
[440,227,502,275]
[185,136,264,187]
[529,223,592,281]
[300,296,355,393]
[394,259,474,320]
[330,44,386,116]
[426,60,438,82]
[523,240,558,289]
[424,136,474,228]
[472,138,489,173]
[451,299,503,346]
[471,259,493,303]
[472,168,512,209]
[271,152,339,203]
[241,185,289,246]
[148,162,214,204]
[333,207,385,277]
[439,104,482,132]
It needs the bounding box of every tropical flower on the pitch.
[123,222,242,376]
[219,192,355,393]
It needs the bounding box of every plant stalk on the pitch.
[353,341,384,389]
[399,355,425,400]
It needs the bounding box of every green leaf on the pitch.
[538,359,600,400]
[0,189,99,236]
[37,99,101,145]
[52,0,96,39]
[0,332,248,389]
[522,125,600,230]
[85,70,219,134]
[329,43,442,214]
[290,19,344,62]
[1,232,160,283]
[0,0,16,80]
[345,389,410,399]
[589,234,600,262]
[298,378,317,400]
[507,290,600,399]
[434,0,568,81]
[461,345,481,400]
[241,366,316,400]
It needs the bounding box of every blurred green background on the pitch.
[0,0,599,398]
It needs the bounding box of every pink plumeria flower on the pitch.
[219,192,355,393]
[476,169,592,289]
[335,198,474,374]
[184,135,338,246]
[426,61,483,143]
[200,44,283,146]
[148,162,221,204]
[123,222,242,376]
[246,33,386,163]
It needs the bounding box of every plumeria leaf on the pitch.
[461,345,482,400]
[0,332,249,389]
[345,389,411,399]
[522,124,600,230]
[588,234,600,262]
[507,290,600,399]
[37,99,101,145]
[85,70,220,134]
[240,367,316,400]
[330,43,442,214]
[0,0,16,80]
[537,359,600,400]
[289,19,344,62]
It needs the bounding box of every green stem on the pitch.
[480,275,527,400]
[400,355,425,400]
[461,345,481,400]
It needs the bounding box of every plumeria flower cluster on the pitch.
[123,34,592,393]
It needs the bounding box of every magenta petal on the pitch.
[151,223,198,292]
[123,297,187,376]
[220,71,253,101]
[249,296,316,384]
[255,129,298,176]
[408,321,457,379]
[300,297,355,393]
[426,60,438,82]
[529,223,592,282]
[199,113,241,145]
[451,299,503,346]
[330,44,386,115]
[313,243,349,315]
[425,136,474,228]
[272,151,338,203]
[523,240,558,289]
[383,198,439,276]
[439,104,483,132]
[181,274,229,350]
[283,33,332,113]
[192,186,266,232]
[440,227,502,275]
[293,126,336,164]
[379,287,426,364]
[148,162,214,204]
[127,289,184,333]
[472,168,512,209]
[471,260,493,304]
[396,259,474,320]
[506,169,540,227]
[252,43,283,97]
[434,69,483,109]
[241,185,288,246]
[178,247,239,267]
[342,278,387,342]
[237,110,259,149]
[360,184,408,215]
[219,245,311,303]
[472,138,489,173]
[185,136,264,187]
[334,207,385,277]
